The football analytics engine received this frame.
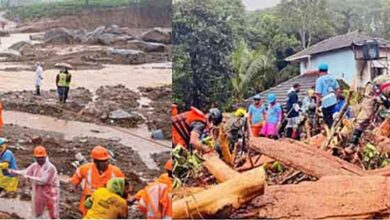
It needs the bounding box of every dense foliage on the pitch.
[173,0,390,111]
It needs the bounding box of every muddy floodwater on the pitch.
[0,63,172,92]
[4,111,170,170]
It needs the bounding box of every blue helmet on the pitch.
[267,93,276,103]
[318,63,328,72]
[253,94,261,100]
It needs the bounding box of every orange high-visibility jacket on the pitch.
[136,173,172,219]
[70,163,125,215]
[171,107,206,148]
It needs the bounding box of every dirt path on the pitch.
[4,110,170,170]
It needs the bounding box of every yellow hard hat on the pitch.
[234,108,247,117]
[307,89,315,97]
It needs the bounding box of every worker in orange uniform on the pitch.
[0,102,3,135]
[70,146,125,216]
[172,104,178,116]
[132,159,172,219]
[172,107,223,153]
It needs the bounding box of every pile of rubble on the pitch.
[172,119,390,219]
[81,85,144,128]
[139,85,171,139]
[2,26,171,69]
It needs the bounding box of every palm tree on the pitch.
[231,41,273,102]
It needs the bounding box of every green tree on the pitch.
[278,0,335,49]
[173,0,245,111]
[230,41,273,102]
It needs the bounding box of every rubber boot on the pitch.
[345,129,363,154]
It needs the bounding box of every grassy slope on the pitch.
[6,0,170,21]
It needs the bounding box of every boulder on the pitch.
[0,30,10,37]
[44,28,76,44]
[29,33,44,41]
[109,109,133,120]
[9,41,32,52]
[105,24,122,35]
[141,28,171,44]
[107,48,144,58]
[97,33,133,45]
[126,40,167,52]
[0,49,21,58]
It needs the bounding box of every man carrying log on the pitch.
[346,75,390,154]
[172,107,223,153]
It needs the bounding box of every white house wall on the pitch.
[300,48,357,85]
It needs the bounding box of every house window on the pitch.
[371,67,384,79]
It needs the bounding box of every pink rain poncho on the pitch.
[24,157,60,219]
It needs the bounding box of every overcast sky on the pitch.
[242,0,280,11]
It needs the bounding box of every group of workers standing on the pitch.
[172,62,390,158]
[34,62,72,104]
[0,140,172,219]
[0,100,172,219]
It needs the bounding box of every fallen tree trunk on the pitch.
[249,137,364,178]
[172,166,266,219]
[235,175,390,219]
[202,153,239,182]
[367,165,390,176]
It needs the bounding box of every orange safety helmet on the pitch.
[91,145,110,160]
[34,146,47,157]
[164,159,173,171]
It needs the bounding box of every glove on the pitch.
[0,162,9,169]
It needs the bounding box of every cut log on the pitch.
[202,153,239,182]
[172,166,266,219]
[173,187,207,201]
[249,137,364,178]
[367,165,390,176]
[236,175,390,219]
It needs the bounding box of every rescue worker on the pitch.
[34,62,43,96]
[302,88,319,138]
[133,159,172,219]
[0,138,18,196]
[286,83,301,139]
[172,104,178,116]
[10,146,60,219]
[0,101,3,135]
[172,107,223,153]
[224,108,248,151]
[70,146,125,216]
[56,68,71,104]
[315,63,340,129]
[248,94,265,137]
[346,75,390,154]
[84,178,130,219]
[261,93,282,139]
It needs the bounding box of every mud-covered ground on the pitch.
[139,85,171,139]
[0,85,143,128]
[1,84,171,140]
[2,123,168,218]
